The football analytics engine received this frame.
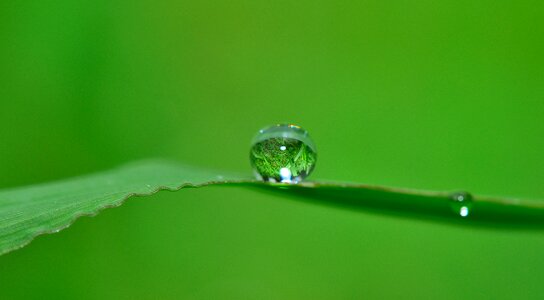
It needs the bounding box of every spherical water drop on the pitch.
[250,124,317,183]
[450,192,473,218]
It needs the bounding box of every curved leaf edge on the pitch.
[0,179,254,257]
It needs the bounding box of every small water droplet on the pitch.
[450,192,473,218]
[250,124,317,183]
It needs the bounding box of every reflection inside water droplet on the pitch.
[249,124,317,183]
[450,192,473,218]
[279,167,292,183]
[459,206,469,217]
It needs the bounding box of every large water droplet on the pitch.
[450,192,473,218]
[250,124,317,183]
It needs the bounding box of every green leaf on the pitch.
[264,181,544,228]
[1,160,543,256]
[0,160,252,256]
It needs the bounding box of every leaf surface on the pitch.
[0,161,251,256]
[1,160,543,256]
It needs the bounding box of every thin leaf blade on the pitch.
[1,160,543,256]
[0,160,251,256]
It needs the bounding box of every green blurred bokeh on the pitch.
[1,0,543,299]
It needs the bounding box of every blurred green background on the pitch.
[1,0,543,299]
